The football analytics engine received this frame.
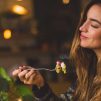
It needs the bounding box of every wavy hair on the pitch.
[70,0,101,101]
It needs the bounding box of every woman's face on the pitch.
[79,4,101,50]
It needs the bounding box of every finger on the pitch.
[23,73,37,84]
[18,70,28,81]
[12,69,21,77]
[25,69,36,79]
[19,66,27,70]
[21,65,32,69]
[18,66,31,72]
[28,73,37,84]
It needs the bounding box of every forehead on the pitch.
[87,4,101,20]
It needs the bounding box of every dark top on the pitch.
[32,82,75,101]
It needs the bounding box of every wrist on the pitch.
[36,78,45,88]
[32,82,50,98]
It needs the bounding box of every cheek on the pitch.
[90,31,101,39]
[92,32,101,46]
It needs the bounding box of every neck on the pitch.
[94,49,101,62]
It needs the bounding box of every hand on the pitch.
[12,66,45,88]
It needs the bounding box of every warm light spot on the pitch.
[17,0,22,1]
[62,0,70,4]
[3,29,12,39]
[12,5,28,15]
[17,98,22,101]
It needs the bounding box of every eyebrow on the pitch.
[90,18,101,25]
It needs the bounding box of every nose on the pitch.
[79,22,88,32]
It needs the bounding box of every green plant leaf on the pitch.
[0,91,8,101]
[16,85,33,97]
[0,67,11,82]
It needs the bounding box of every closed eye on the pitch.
[91,25,99,28]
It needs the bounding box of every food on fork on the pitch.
[55,61,67,74]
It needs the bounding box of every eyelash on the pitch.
[91,25,99,28]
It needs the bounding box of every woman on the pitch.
[12,0,101,101]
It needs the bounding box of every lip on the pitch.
[80,34,88,39]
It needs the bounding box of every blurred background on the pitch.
[0,0,88,94]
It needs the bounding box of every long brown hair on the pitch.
[70,0,101,101]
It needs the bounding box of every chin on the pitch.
[80,43,89,48]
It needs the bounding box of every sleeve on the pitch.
[32,82,75,101]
